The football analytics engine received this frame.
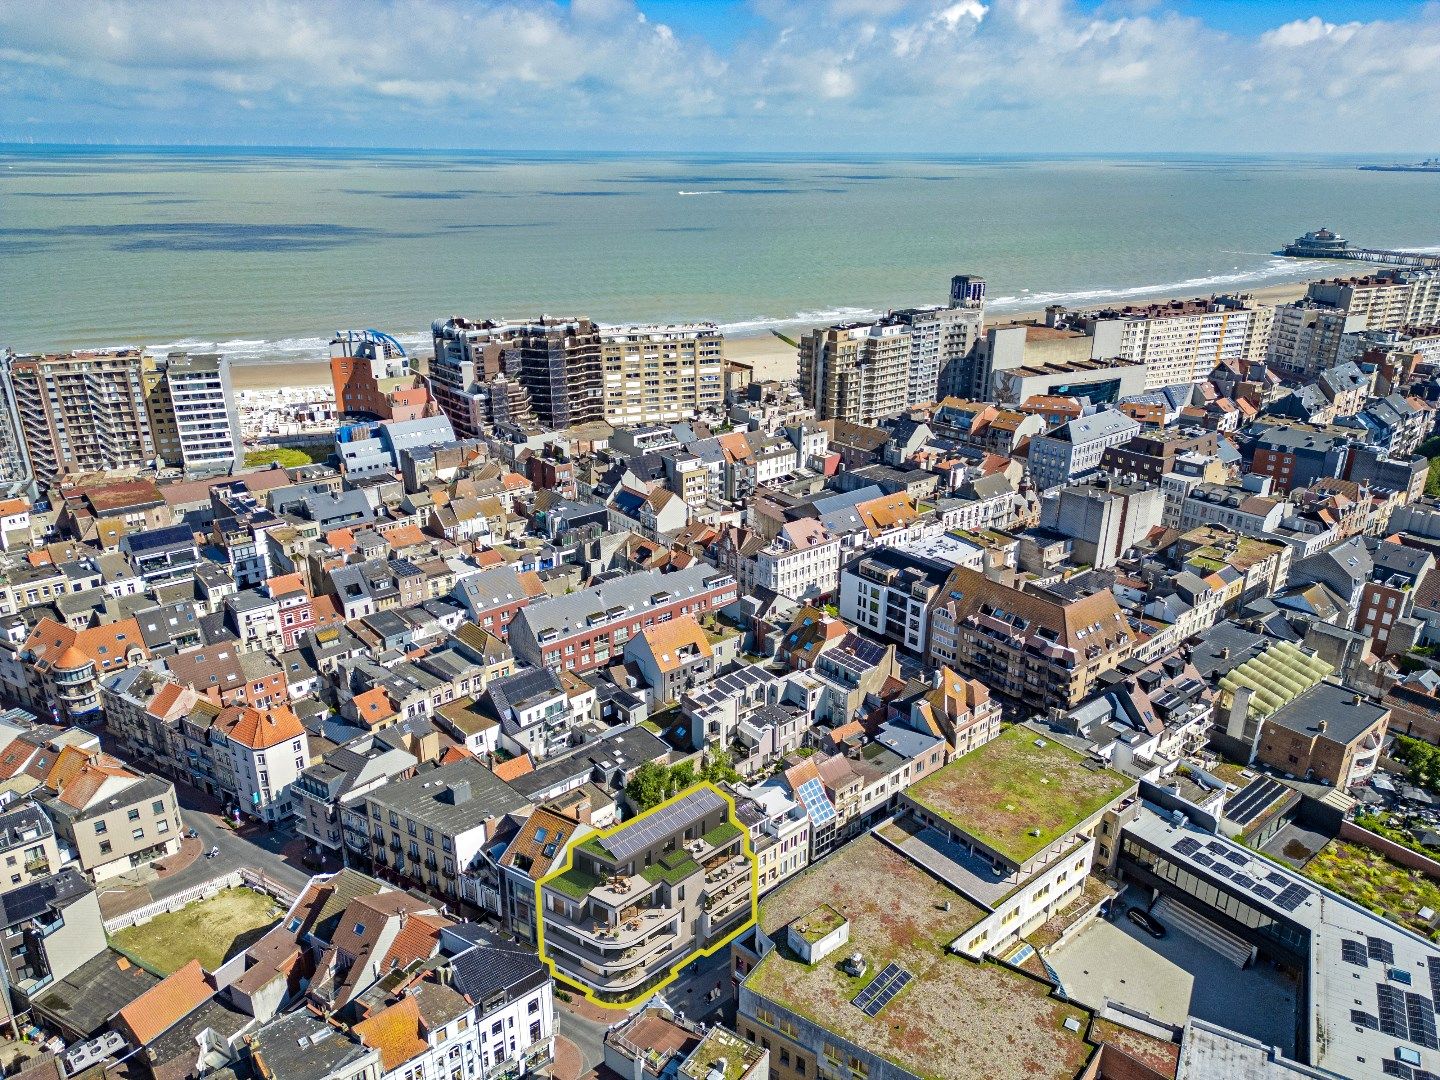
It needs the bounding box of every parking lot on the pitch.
[1048,889,1298,1055]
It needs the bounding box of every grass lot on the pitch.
[906,725,1133,866]
[242,444,329,468]
[1301,840,1440,939]
[110,887,282,974]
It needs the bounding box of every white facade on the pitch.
[1105,302,1272,389]
[755,530,840,602]
[226,730,308,821]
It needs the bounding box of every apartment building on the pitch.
[328,328,432,421]
[2,349,157,484]
[1267,302,1364,378]
[800,305,982,424]
[429,318,536,438]
[172,702,308,822]
[293,731,419,863]
[600,324,725,424]
[1173,482,1285,537]
[41,757,182,880]
[508,564,738,675]
[927,566,1136,711]
[1307,268,1440,330]
[361,758,529,907]
[0,870,108,1000]
[1099,429,1219,485]
[839,545,954,654]
[141,352,242,476]
[0,804,60,894]
[1072,296,1272,389]
[20,617,150,721]
[538,784,754,1001]
[1025,410,1142,491]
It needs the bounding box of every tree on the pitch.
[625,762,670,812]
[701,750,740,786]
[667,761,697,797]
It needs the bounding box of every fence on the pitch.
[102,868,299,934]
[1339,819,1440,878]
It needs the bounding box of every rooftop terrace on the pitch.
[905,725,1133,867]
[745,834,1092,1080]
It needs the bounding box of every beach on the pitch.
[227,279,1312,393]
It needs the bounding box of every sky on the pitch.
[2,0,1438,153]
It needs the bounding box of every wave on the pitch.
[144,330,433,364]
[676,190,724,196]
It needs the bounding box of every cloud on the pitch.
[0,0,1437,150]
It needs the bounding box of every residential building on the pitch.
[1267,301,1364,378]
[41,757,182,880]
[1,349,157,485]
[1356,541,1434,654]
[1036,478,1165,569]
[1025,410,1142,491]
[600,324,726,423]
[839,545,954,655]
[20,617,150,721]
[1306,268,1440,330]
[0,869,108,1000]
[537,784,753,1000]
[927,567,1136,711]
[294,731,418,864]
[623,616,717,707]
[1070,295,1272,389]
[141,351,242,476]
[0,804,60,894]
[329,328,433,421]
[508,564,738,675]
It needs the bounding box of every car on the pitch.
[1126,907,1166,938]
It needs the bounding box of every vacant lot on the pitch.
[1302,840,1440,939]
[110,887,282,974]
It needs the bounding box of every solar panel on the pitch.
[1276,884,1310,911]
[1174,837,1202,857]
[1379,984,1410,1041]
[1206,841,1228,855]
[1416,1070,1440,1080]
[1212,863,1234,878]
[1252,885,1276,901]
[1224,851,1248,866]
[1342,940,1370,967]
[1266,872,1287,886]
[1232,874,1255,890]
[1370,937,1398,965]
[1385,1061,1414,1079]
[1429,958,1440,1003]
[853,963,912,1017]
[1192,852,1215,867]
[602,787,726,861]
[797,777,837,827]
[1352,1009,1378,1028]
[1409,993,1439,1049]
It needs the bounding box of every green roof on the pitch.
[702,821,742,848]
[549,865,600,900]
[905,724,1134,867]
[641,853,700,886]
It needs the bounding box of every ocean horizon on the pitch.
[5,145,1439,364]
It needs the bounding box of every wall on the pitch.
[1338,819,1440,878]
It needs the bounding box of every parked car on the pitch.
[1126,907,1166,938]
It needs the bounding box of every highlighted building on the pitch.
[536,783,757,1005]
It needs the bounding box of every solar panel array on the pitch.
[1370,936,1397,965]
[1384,1062,1412,1079]
[1429,957,1440,1003]
[601,787,726,861]
[1342,940,1369,967]
[1275,883,1311,911]
[1378,984,1410,1041]
[853,963,912,1017]
[796,777,837,826]
[1173,837,1201,857]
[1408,992,1439,1049]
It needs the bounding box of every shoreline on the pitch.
[229,279,1317,394]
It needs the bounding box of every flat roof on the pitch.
[744,833,1092,1080]
[1128,805,1440,1078]
[905,724,1133,867]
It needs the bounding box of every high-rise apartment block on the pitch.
[800,276,986,424]
[432,316,727,433]
[1065,296,1272,389]
[600,324,724,424]
[142,352,242,476]
[1270,269,1440,378]
[1,348,156,486]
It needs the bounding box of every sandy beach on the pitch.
[226,279,1315,393]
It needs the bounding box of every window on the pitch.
[528,998,540,1014]
[127,809,140,821]
[99,841,112,855]
[157,819,170,834]
[152,800,165,814]
[131,827,144,840]
[529,1022,541,1042]
[94,820,107,835]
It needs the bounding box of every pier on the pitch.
[1280,227,1440,269]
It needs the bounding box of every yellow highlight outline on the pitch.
[534,780,760,1008]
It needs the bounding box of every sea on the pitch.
[3,146,1440,365]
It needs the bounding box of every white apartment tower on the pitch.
[144,352,243,476]
[1074,296,1273,389]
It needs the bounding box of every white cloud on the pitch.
[0,0,1437,150]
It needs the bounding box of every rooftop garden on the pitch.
[745,835,1090,1080]
[702,821,742,849]
[641,851,700,886]
[109,887,281,975]
[905,725,1133,866]
[548,864,601,901]
[681,1029,761,1080]
[1300,839,1440,939]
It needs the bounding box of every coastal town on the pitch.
[2,259,1440,1080]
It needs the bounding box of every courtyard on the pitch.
[109,886,284,975]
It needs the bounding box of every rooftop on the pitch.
[745,833,1092,1080]
[905,724,1133,867]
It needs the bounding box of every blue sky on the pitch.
[2,0,1438,152]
